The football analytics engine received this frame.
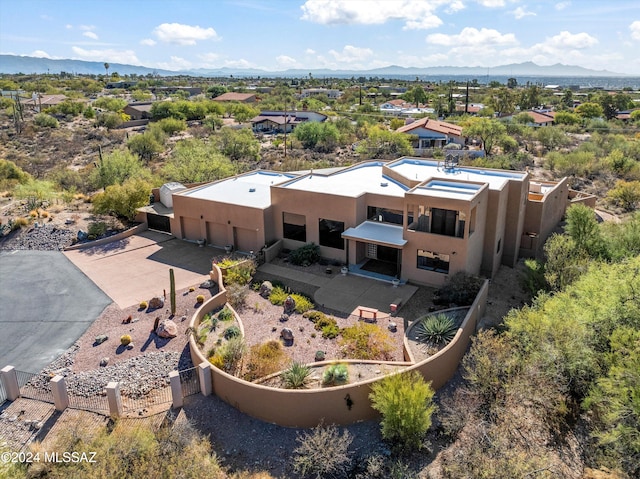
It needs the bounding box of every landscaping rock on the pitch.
[156,319,178,338]
[280,328,294,342]
[283,296,296,314]
[259,281,273,298]
[94,334,108,345]
[149,296,164,309]
[99,357,109,367]
[388,322,397,332]
[200,279,215,289]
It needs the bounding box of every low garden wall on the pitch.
[63,223,148,251]
[188,268,489,427]
[263,239,283,264]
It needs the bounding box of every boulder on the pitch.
[149,296,165,309]
[94,334,108,345]
[283,295,296,314]
[259,281,273,298]
[99,357,109,367]
[280,327,294,342]
[200,279,215,289]
[156,319,178,338]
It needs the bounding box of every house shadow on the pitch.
[140,331,173,352]
[77,237,131,256]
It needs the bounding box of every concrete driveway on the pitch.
[0,251,112,373]
[64,230,217,308]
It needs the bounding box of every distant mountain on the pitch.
[0,55,176,76]
[0,54,627,78]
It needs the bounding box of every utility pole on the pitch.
[283,103,287,158]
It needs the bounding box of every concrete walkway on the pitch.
[64,231,219,308]
[257,262,417,315]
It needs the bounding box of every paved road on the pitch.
[0,251,112,373]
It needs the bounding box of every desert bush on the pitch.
[226,283,249,309]
[303,310,326,323]
[292,423,353,478]
[223,325,241,340]
[434,271,483,306]
[370,370,436,451]
[282,361,312,389]
[87,221,108,238]
[339,323,394,360]
[268,287,314,313]
[120,334,131,346]
[223,258,256,286]
[209,336,246,374]
[414,313,457,346]
[196,294,205,304]
[322,363,349,386]
[34,113,59,128]
[289,242,320,266]
[244,340,289,382]
[91,177,153,220]
[268,285,289,305]
[139,301,148,310]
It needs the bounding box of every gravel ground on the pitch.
[0,223,76,251]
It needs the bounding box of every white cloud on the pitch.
[276,55,299,68]
[555,1,571,10]
[305,48,316,55]
[512,6,536,19]
[31,50,52,58]
[153,23,220,45]
[65,24,72,29]
[71,46,140,64]
[475,0,507,6]
[546,31,598,49]
[157,56,192,71]
[427,27,518,47]
[630,21,640,41]
[83,31,99,40]
[300,0,449,30]
[140,38,157,46]
[223,59,256,69]
[445,1,465,13]
[328,45,373,62]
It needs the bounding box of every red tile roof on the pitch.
[396,118,463,137]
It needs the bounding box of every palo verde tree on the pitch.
[461,117,507,156]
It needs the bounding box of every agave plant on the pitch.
[415,313,457,345]
[282,361,312,389]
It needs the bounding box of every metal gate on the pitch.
[147,213,171,233]
[68,393,110,414]
[179,367,201,397]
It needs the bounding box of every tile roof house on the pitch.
[212,92,257,103]
[138,157,594,287]
[21,94,68,111]
[250,110,327,134]
[504,110,555,127]
[396,118,465,153]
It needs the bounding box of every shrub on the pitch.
[223,325,241,340]
[434,271,483,306]
[34,113,59,128]
[226,283,248,309]
[88,221,108,238]
[369,370,436,451]
[269,285,289,305]
[282,361,312,389]
[322,363,349,386]
[222,258,256,286]
[189,286,195,292]
[210,336,245,374]
[218,306,233,321]
[289,243,320,266]
[339,323,394,360]
[303,310,326,323]
[292,423,353,478]
[196,295,205,304]
[120,334,131,346]
[311,314,341,339]
[414,313,457,345]
[139,301,148,310]
[244,340,289,382]
[268,287,314,313]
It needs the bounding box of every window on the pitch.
[417,250,450,273]
[469,207,476,236]
[283,212,306,242]
[431,208,457,237]
[318,218,345,250]
[367,206,403,225]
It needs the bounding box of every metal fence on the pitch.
[121,386,173,413]
[179,367,201,397]
[0,379,6,406]
[68,393,110,414]
[16,370,54,404]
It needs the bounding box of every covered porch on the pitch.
[342,221,407,281]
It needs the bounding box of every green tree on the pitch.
[214,128,260,161]
[95,111,123,129]
[155,117,187,135]
[370,370,436,450]
[410,85,428,108]
[229,103,259,124]
[92,177,152,220]
[518,85,542,110]
[207,85,227,98]
[565,203,606,257]
[355,125,413,159]
[608,180,640,211]
[127,132,164,162]
[162,138,236,183]
[293,121,340,152]
[543,233,589,291]
[0,159,31,190]
[93,97,127,112]
[630,110,640,122]
[553,111,581,125]
[536,126,569,152]
[33,113,59,128]
[487,87,516,116]
[461,117,507,156]
[575,102,603,119]
[89,149,150,190]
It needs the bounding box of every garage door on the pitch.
[180,217,200,240]
[147,213,171,233]
[206,222,227,247]
[234,227,257,253]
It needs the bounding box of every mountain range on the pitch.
[0,54,628,79]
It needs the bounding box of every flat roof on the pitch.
[280,162,408,198]
[342,221,407,247]
[412,180,483,200]
[179,171,296,208]
[388,157,526,190]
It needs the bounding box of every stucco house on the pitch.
[396,118,465,153]
[212,92,257,103]
[139,157,594,287]
[250,110,327,134]
[123,102,153,120]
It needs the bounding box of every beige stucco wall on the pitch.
[188,265,489,427]
[480,186,509,278]
[501,174,529,268]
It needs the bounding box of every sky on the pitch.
[1,0,640,74]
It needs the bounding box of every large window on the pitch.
[367,206,403,225]
[283,212,306,242]
[431,208,457,237]
[417,250,450,273]
[318,218,344,250]
[408,205,464,238]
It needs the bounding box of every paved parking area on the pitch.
[64,230,218,308]
[0,251,111,373]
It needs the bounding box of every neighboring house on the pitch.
[300,88,342,99]
[212,92,257,103]
[396,118,465,152]
[123,102,153,120]
[21,94,68,111]
[504,110,555,127]
[380,100,434,117]
[141,157,594,287]
[250,110,327,134]
[106,81,138,89]
[151,86,202,97]
[455,103,484,115]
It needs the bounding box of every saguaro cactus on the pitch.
[169,268,176,315]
